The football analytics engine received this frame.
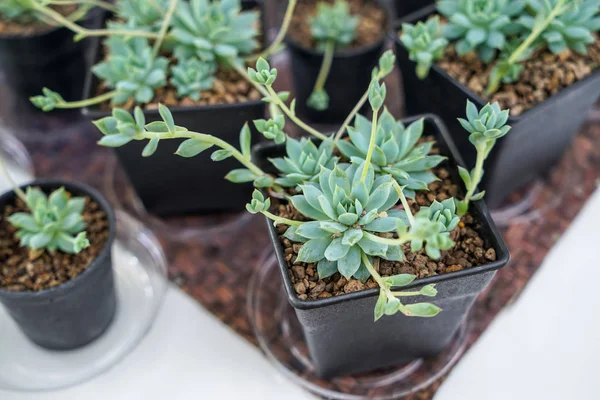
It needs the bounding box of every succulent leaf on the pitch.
[400,16,449,79]
[309,0,359,50]
[170,57,216,101]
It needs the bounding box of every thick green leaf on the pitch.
[296,238,331,263]
[176,139,213,157]
[383,274,416,288]
[142,137,159,157]
[225,169,256,183]
[317,258,338,279]
[403,302,442,317]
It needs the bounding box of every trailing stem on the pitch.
[307,40,335,111]
[152,0,179,57]
[247,0,297,61]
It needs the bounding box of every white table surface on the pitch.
[2,188,599,400]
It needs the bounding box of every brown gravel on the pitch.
[274,166,496,300]
[0,190,109,292]
[97,67,262,111]
[0,5,78,36]
[437,35,600,116]
[288,0,386,50]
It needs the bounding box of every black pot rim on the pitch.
[81,6,266,118]
[283,0,390,59]
[391,3,600,123]
[0,179,116,299]
[261,113,510,311]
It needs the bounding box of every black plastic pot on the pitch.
[285,2,388,124]
[394,5,600,208]
[392,0,435,19]
[82,4,266,217]
[0,8,101,104]
[0,180,116,350]
[254,114,510,378]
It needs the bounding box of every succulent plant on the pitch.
[305,0,359,111]
[309,0,359,51]
[93,36,169,105]
[116,0,169,31]
[268,137,338,188]
[8,187,90,254]
[455,101,511,215]
[0,0,36,21]
[407,199,458,259]
[438,0,526,63]
[400,16,449,79]
[171,0,260,65]
[284,162,405,281]
[170,57,216,101]
[522,0,600,55]
[254,114,286,144]
[337,110,445,198]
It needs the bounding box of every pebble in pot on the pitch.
[0,179,116,350]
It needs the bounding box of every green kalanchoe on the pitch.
[93,36,169,105]
[8,187,90,254]
[438,0,526,63]
[171,0,260,64]
[337,109,446,198]
[284,162,405,282]
[307,0,359,110]
[455,101,511,215]
[522,0,600,55]
[400,16,449,79]
[268,138,338,188]
[170,57,216,101]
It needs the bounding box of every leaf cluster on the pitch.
[400,16,448,79]
[8,187,90,254]
[309,0,359,50]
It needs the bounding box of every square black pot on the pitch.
[392,0,435,19]
[0,180,116,350]
[81,4,266,217]
[253,114,510,378]
[0,8,103,103]
[393,5,600,208]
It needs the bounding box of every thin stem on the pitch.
[486,0,567,94]
[48,0,117,12]
[393,181,415,226]
[262,211,303,226]
[311,40,335,93]
[33,4,159,40]
[363,231,410,247]
[265,86,328,141]
[360,108,379,182]
[153,0,178,57]
[228,61,281,118]
[247,0,297,61]
[139,130,267,177]
[334,90,367,141]
[46,90,118,109]
[391,291,422,297]
[463,144,485,206]
[361,250,386,287]
[0,158,28,205]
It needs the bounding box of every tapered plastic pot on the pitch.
[0,8,101,104]
[285,1,388,124]
[393,5,600,208]
[253,114,510,378]
[81,3,266,217]
[392,0,434,19]
[0,180,117,350]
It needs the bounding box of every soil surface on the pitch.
[0,5,78,36]
[97,67,262,111]
[437,35,600,116]
[274,165,497,300]
[287,0,387,51]
[0,190,110,292]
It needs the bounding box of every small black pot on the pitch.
[393,5,600,208]
[0,9,101,104]
[392,0,435,19]
[254,114,510,378]
[285,1,388,124]
[0,180,117,350]
[82,4,266,217]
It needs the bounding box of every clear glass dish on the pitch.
[247,249,471,400]
[0,211,168,392]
